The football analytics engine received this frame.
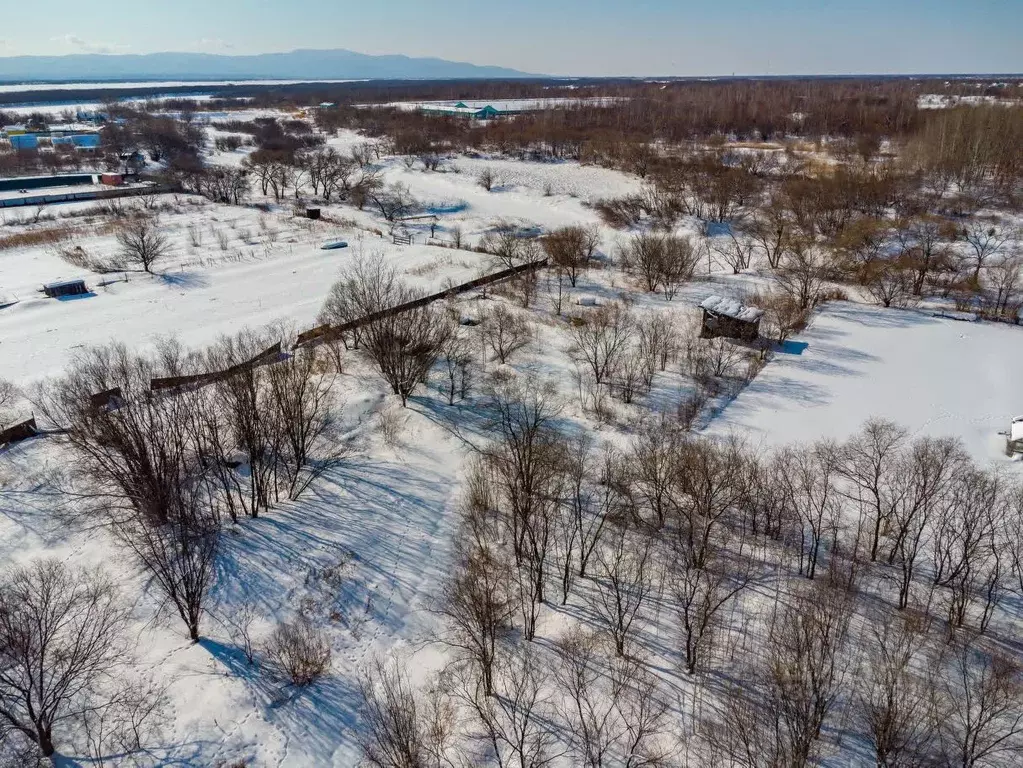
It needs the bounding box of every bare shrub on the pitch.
[593,195,645,228]
[378,405,408,449]
[746,288,810,344]
[187,223,203,248]
[619,233,700,297]
[264,617,331,687]
[477,168,496,191]
[863,262,917,308]
[54,243,118,273]
[542,225,600,287]
[214,227,231,251]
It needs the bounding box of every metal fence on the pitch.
[0,184,175,209]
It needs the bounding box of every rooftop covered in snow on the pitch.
[699,295,764,323]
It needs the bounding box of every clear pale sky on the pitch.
[0,0,1019,76]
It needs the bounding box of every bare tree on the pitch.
[671,528,756,674]
[569,303,635,387]
[960,222,1011,282]
[350,271,453,406]
[938,637,1023,768]
[34,341,200,527]
[0,560,130,758]
[712,228,756,275]
[440,331,475,405]
[766,584,852,768]
[115,215,169,273]
[555,631,668,768]
[455,645,561,768]
[0,378,18,429]
[895,216,957,296]
[591,526,654,657]
[372,183,421,222]
[264,348,347,499]
[114,485,220,642]
[856,613,941,768]
[542,226,601,287]
[567,443,623,579]
[746,203,792,270]
[837,418,908,563]
[620,233,699,297]
[635,312,677,386]
[438,544,513,698]
[983,254,1023,319]
[775,240,828,310]
[482,304,532,365]
[777,440,842,580]
[358,660,462,768]
[889,436,969,610]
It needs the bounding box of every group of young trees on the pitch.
[353,386,1023,766]
[32,329,345,644]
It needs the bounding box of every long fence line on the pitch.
[84,257,549,402]
[148,342,283,393]
[1,258,551,447]
[295,258,548,350]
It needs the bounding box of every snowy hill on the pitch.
[0,48,539,83]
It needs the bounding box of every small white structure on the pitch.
[1007,416,1023,455]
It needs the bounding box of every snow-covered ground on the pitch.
[708,301,1023,468]
[2,116,1023,765]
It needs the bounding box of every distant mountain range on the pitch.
[0,49,539,83]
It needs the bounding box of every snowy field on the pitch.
[708,301,1023,468]
[2,116,1023,765]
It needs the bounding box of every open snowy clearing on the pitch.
[708,301,1023,468]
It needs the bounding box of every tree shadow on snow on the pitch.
[156,270,211,290]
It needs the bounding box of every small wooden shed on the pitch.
[43,279,88,299]
[0,417,37,447]
[699,295,764,342]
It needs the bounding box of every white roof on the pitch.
[1011,416,1023,443]
[700,295,764,323]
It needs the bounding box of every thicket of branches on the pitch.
[356,381,1023,766]
[32,330,346,642]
